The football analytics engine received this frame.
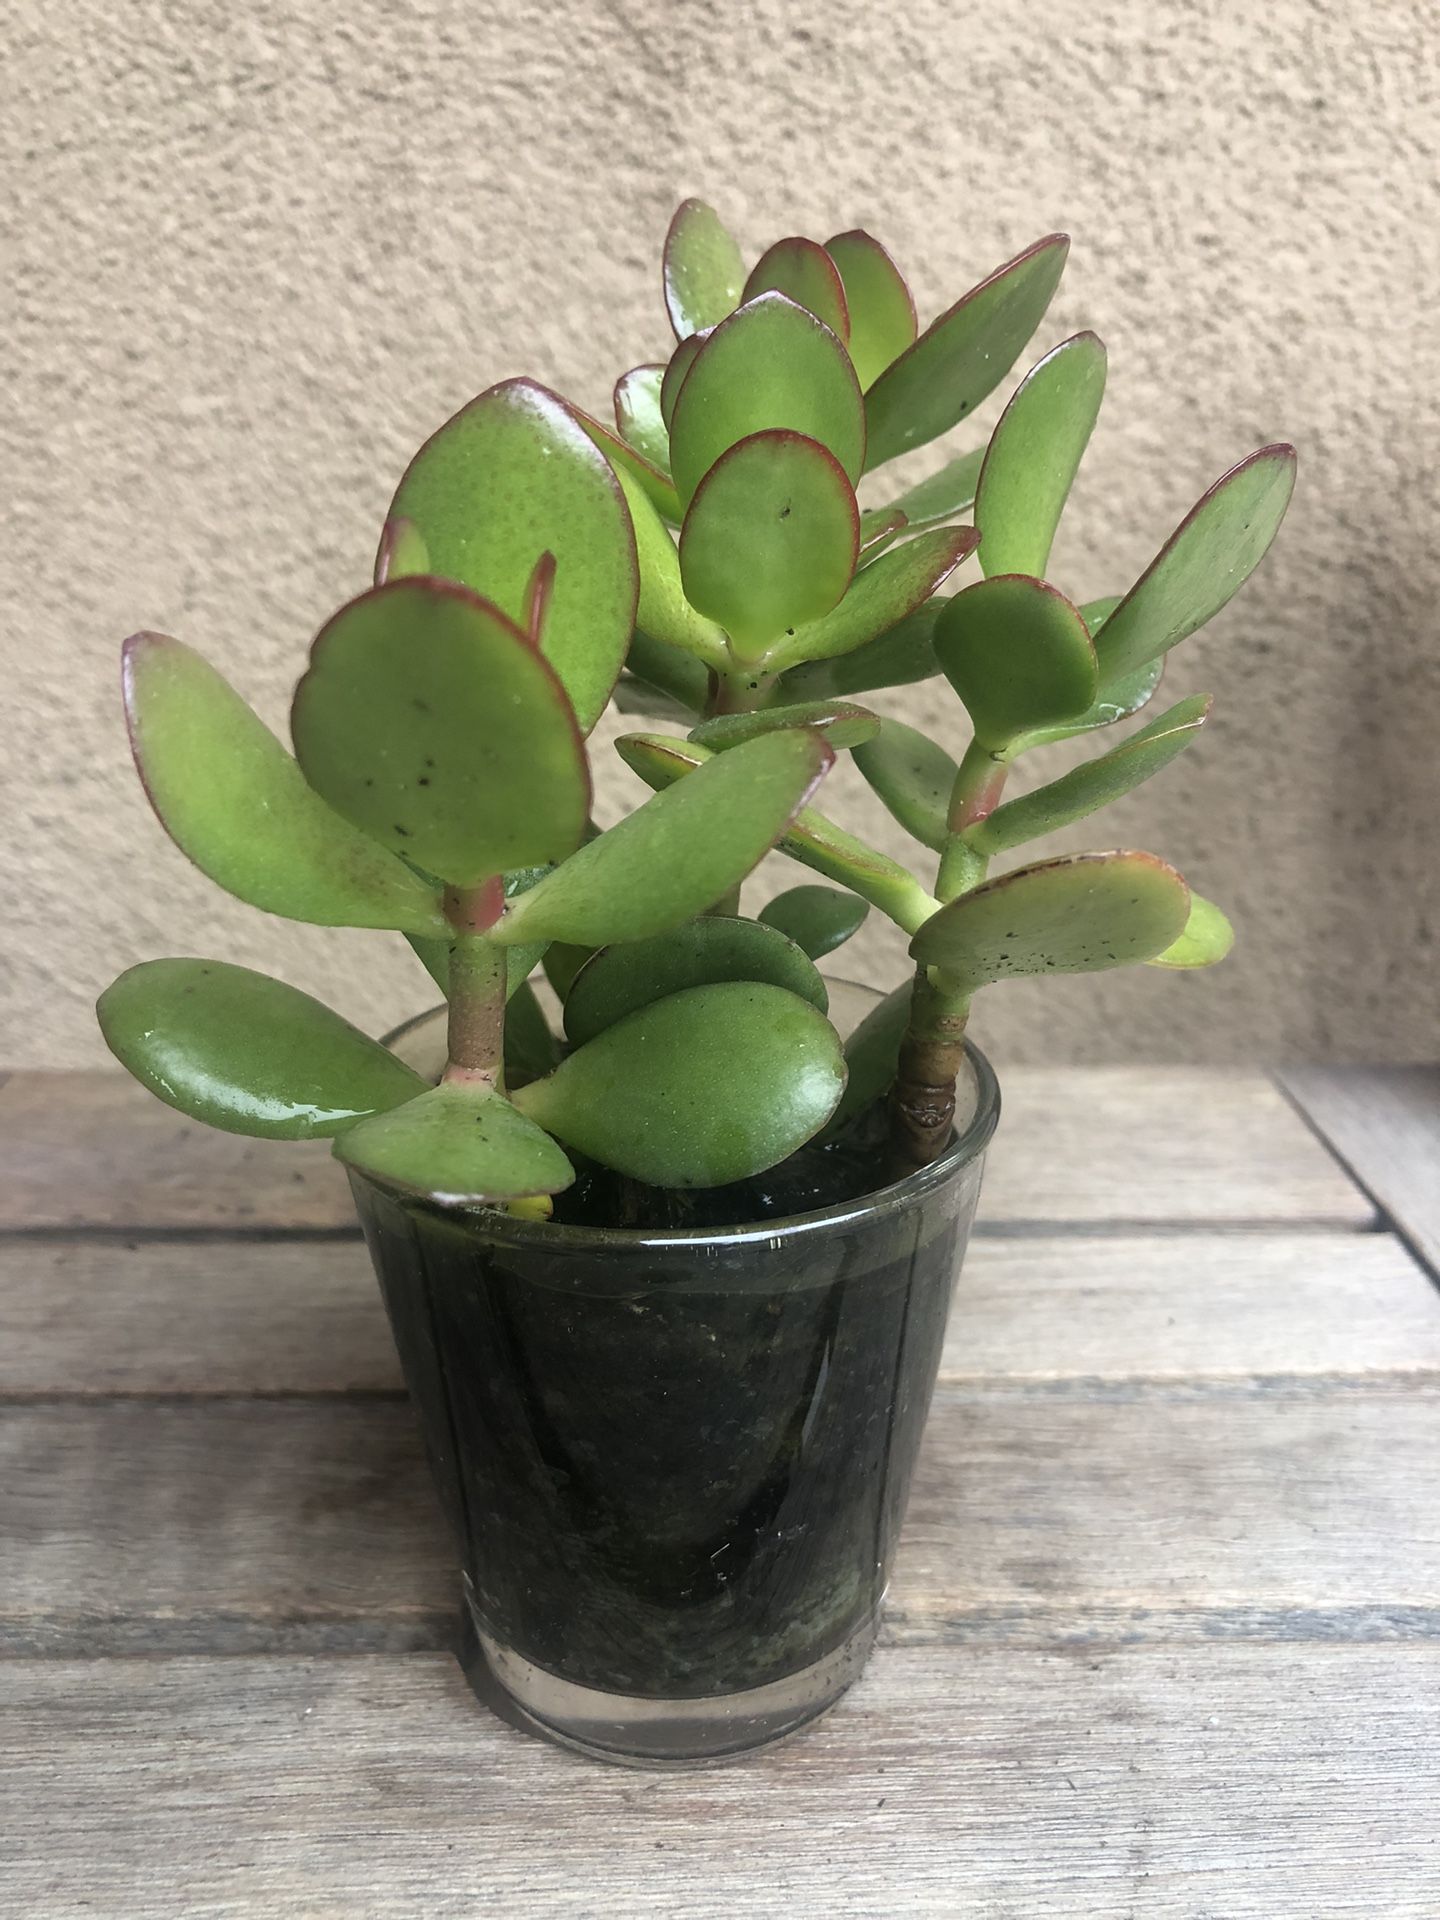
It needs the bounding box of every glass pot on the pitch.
[354,988,998,1766]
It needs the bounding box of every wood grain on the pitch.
[4,1230,1435,1397]
[3,1646,1436,1918]
[0,1066,1373,1230]
[6,1390,1439,1654]
[1280,1065,1440,1274]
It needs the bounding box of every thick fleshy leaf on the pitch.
[613,364,670,471]
[615,732,937,934]
[769,526,977,672]
[853,718,960,851]
[563,918,826,1045]
[659,332,707,434]
[624,628,711,712]
[864,234,1070,470]
[669,293,865,504]
[857,508,908,559]
[496,730,832,948]
[933,575,1098,752]
[384,379,638,732]
[1094,446,1299,682]
[876,446,986,533]
[291,580,590,888]
[335,1081,574,1204]
[823,230,917,389]
[664,198,745,339]
[679,430,859,658]
[613,672,696,722]
[690,699,879,752]
[975,332,1107,578]
[969,695,1211,855]
[542,941,594,1000]
[614,466,728,668]
[374,516,429,583]
[910,850,1191,991]
[822,980,910,1134]
[1146,891,1235,969]
[744,237,850,339]
[780,601,945,700]
[758,885,869,959]
[514,983,846,1187]
[97,960,425,1139]
[505,981,562,1084]
[1009,598,1165,749]
[574,409,683,524]
[122,634,445,937]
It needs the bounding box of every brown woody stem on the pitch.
[442,883,507,1089]
[886,968,972,1176]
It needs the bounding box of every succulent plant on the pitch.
[98,200,1295,1220]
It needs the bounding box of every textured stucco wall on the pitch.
[4,0,1437,1070]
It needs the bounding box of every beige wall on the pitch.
[4,0,1437,1070]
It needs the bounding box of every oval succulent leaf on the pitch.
[621,628,711,714]
[1093,445,1299,682]
[563,918,827,1046]
[878,445,986,533]
[335,1081,575,1205]
[857,508,909,559]
[613,671,697,722]
[690,699,880,752]
[853,717,960,852]
[668,292,866,504]
[821,980,911,1135]
[864,234,1070,470]
[744,237,850,340]
[758,885,870,960]
[614,466,728,669]
[934,574,1098,752]
[969,695,1212,856]
[1008,598,1165,749]
[613,364,670,472]
[122,634,446,937]
[374,516,430,583]
[514,983,846,1188]
[659,331,708,434]
[497,729,833,948]
[769,526,978,672]
[384,378,638,732]
[291,579,590,889]
[574,408,683,525]
[780,601,946,700]
[823,230,917,389]
[1146,891,1235,969]
[678,430,860,659]
[664,198,746,340]
[97,959,426,1139]
[975,332,1107,579]
[910,850,1191,991]
[505,981,563,1085]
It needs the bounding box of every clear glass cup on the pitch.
[353,986,999,1767]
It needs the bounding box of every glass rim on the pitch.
[377,1003,1001,1254]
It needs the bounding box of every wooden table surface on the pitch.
[2,1064,1438,1917]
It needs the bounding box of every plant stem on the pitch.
[947,738,1010,835]
[886,968,972,1175]
[708,660,778,716]
[442,883,507,1090]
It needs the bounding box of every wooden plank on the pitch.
[0,1067,1373,1231]
[5,1391,1438,1654]
[1280,1066,1440,1274]
[2,1647,1436,1917]
[4,1231,1436,1398]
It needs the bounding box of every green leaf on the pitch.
[122,634,445,937]
[969,695,1211,855]
[768,526,978,672]
[574,408,683,524]
[497,730,832,948]
[780,601,945,699]
[1093,445,1298,682]
[822,980,910,1134]
[374,516,429,582]
[823,230,917,389]
[97,959,426,1139]
[853,718,959,851]
[613,672,696,722]
[1146,891,1235,969]
[291,579,590,889]
[615,732,938,934]
[623,628,711,714]
[660,331,707,433]
[542,941,594,1000]
[744,237,850,339]
[664,198,745,339]
[669,293,866,504]
[933,575,1098,752]
[910,850,1191,992]
[563,918,826,1045]
[335,1081,575,1205]
[613,465,728,669]
[690,699,879,752]
[975,332,1107,579]
[505,980,562,1085]
[864,234,1070,470]
[514,983,846,1187]
[875,446,986,533]
[1008,598,1165,750]
[385,378,638,732]
[678,430,859,659]
[613,364,670,471]
[758,885,869,959]
[857,508,908,559]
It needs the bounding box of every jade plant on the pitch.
[98,201,1294,1220]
